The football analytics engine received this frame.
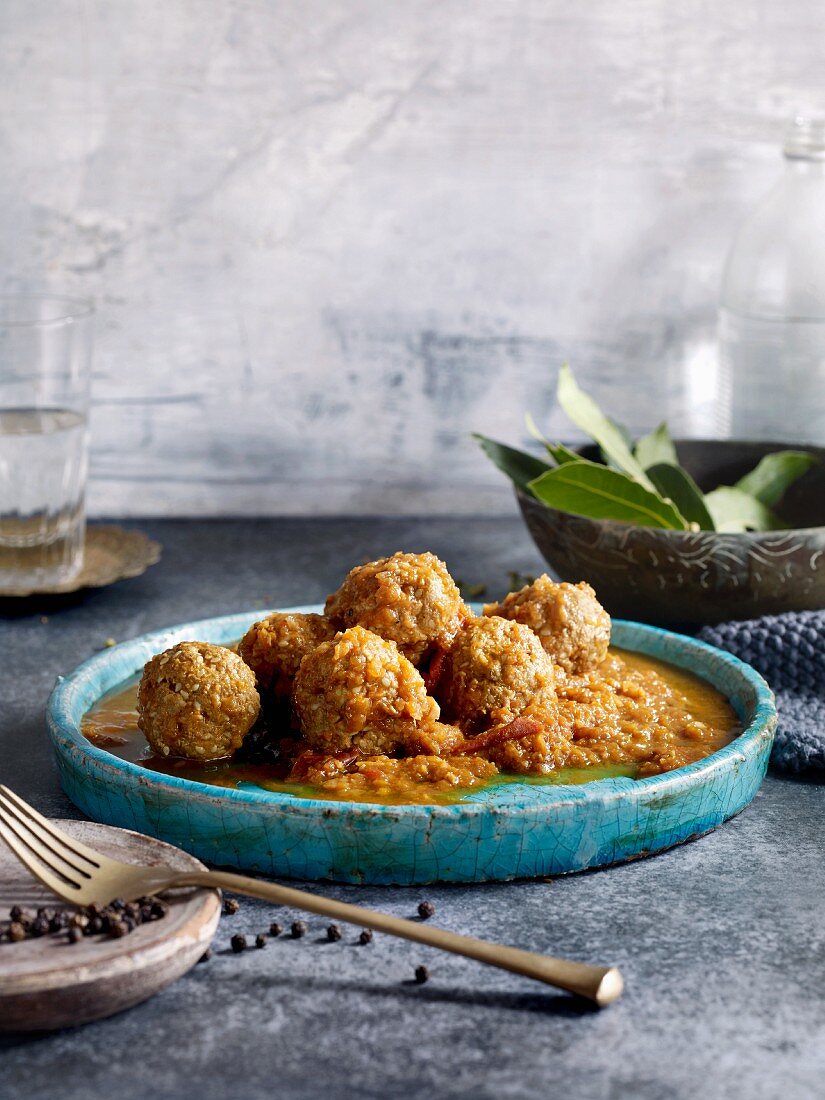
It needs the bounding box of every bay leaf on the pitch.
[556,364,655,490]
[703,486,787,532]
[646,462,715,531]
[734,450,818,507]
[528,462,688,529]
[473,434,552,491]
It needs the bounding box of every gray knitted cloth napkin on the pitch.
[699,611,825,773]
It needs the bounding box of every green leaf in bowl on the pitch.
[733,450,818,507]
[528,461,689,530]
[546,442,584,466]
[646,462,715,531]
[556,364,655,491]
[473,434,552,491]
[635,422,678,470]
[703,486,787,532]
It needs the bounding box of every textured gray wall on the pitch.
[3,1,825,515]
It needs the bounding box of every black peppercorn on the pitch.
[290,920,307,939]
[414,965,429,984]
[223,898,240,915]
[358,929,373,945]
[30,915,50,937]
[231,933,247,953]
[7,921,26,942]
[269,921,283,937]
[326,924,342,942]
[255,933,267,949]
[111,898,126,912]
[198,949,212,963]
[68,926,83,945]
[109,919,128,938]
[9,905,24,922]
[417,900,435,920]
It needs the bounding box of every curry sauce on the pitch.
[82,647,739,806]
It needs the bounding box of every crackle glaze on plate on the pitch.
[46,607,777,885]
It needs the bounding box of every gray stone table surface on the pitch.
[1,518,823,1100]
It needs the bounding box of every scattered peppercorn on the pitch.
[223,898,240,915]
[358,929,373,945]
[30,916,50,937]
[67,927,83,944]
[198,949,212,963]
[414,965,429,984]
[231,933,247,953]
[7,922,26,943]
[255,934,267,949]
[326,924,342,942]
[417,900,435,920]
[269,921,283,937]
[1,894,170,946]
[290,921,307,939]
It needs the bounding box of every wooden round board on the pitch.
[0,819,220,1031]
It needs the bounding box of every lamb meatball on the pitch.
[324,551,467,665]
[484,575,611,675]
[439,616,557,732]
[138,642,260,761]
[239,612,334,694]
[292,625,440,755]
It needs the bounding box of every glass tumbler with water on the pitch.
[0,296,93,591]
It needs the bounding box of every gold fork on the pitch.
[0,785,623,1006]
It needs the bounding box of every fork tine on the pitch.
[0,801,91,890]
[0,817,83,902]
[0,792,94,881]
[0,786,103,868]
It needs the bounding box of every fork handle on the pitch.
[166,870,623,1006]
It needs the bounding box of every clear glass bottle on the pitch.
[719,117,825,443]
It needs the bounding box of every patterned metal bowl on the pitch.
[517,440,825,626]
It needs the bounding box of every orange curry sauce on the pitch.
[82,648,739,807]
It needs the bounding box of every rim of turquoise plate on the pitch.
[47,606,777,819]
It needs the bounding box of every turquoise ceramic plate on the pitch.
[47,607,777,885]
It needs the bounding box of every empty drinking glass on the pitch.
[0,296,93,591]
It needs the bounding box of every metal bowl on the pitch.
[517,440,825,626]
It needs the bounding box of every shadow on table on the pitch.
[271,972,601,1017]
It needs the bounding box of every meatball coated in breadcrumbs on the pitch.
[439,616,557,732]
[324,551,467,665]
[138,642,260,761]
[484,575,611,675]
[292,626,440,755]
[239,612,334,694]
